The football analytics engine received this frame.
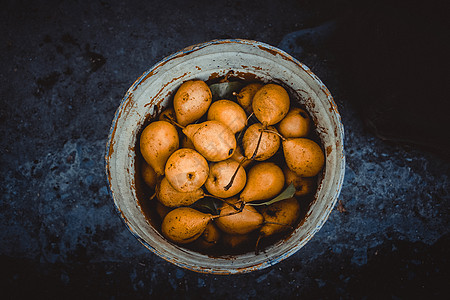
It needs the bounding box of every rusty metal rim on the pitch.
[105,39,345,274]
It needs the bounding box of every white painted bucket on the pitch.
[105,39,345,274]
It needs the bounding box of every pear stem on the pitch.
[211,202,245,219]
[223,156,248,191]
[162,114,185,129]
[246,112,254,123]
[260,129,287,141]
[204,193,240,211]
[250,129,263,160]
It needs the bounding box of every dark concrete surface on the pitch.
[1,0,449,298]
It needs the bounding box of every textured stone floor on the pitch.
[1,0,448,298]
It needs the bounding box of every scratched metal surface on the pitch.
[1,0,448,298]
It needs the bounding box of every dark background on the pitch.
[1,0,449,298]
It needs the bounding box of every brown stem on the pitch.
[162,114,185,129]
[260,129,287,141]
[246,112,254,123]
[211,205,243,219]
[250,129,263,160]
[223,157,248,191]
[204,193,240,211]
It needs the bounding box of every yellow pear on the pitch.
[183,121,236,162]
[140,120,179,176]
[252,83,290,125]
[161,207,212,244]
[215,199,263,235]
[164,148,209,192]
[234,83,263,114]
[230,145,253,168]
[194,222,221,249]
[158,107,176,122]
[282,138,325,177]
[242,123,280,161]
[156,177,204,207]
[207,99,247,134]
[205,159,246,198]
[277,107,311,138]
[260,197,301,237]
[240,162,285,203]
[282,165,316,197]
[173,80,212,126]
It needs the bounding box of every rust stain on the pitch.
[144,72,190,108]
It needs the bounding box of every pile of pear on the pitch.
[138,79,325,254]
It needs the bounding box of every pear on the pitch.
[161,207,212,244]
[207,99,247,134]
[234,83,263,114]
[140,120,179,176]
[164,148,209,192]
[194,222,221,249]
[230,145,253,168]
[205,159,246,198]
[256,197,301,254]
[156,177,204,207]
[158,107,176,122]
[215,199,263,235]
[155,201,172,220]
[260,198,301,237]
[252,83,290,126]
[242,123,280,161]
[282,165,316,197]
[240,162,285,203]
[180,134,195,150]
[222,233,251,249]
[282,138,325,177]
[183,120,236,162]
[173,80,212,126]
[141,161,157,189]
[277,107,311,138]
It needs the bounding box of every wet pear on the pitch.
[234,83,263,114]
[164,148,209,192]
[173,80,212,126]
[205,159,246,198]
[161,207,212,244]
[140,120,179,176]
[240,162,285,203]
[252,83,290,125]
[277,107,311,138]
[207,99,247,134]
[183,120,236,162]
[156,177,204,207]
[282,138,325,177]
[242,123,280,161]
[215,199,263,235]
[283,165,315,197]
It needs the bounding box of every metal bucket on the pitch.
[105,39,345,274]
